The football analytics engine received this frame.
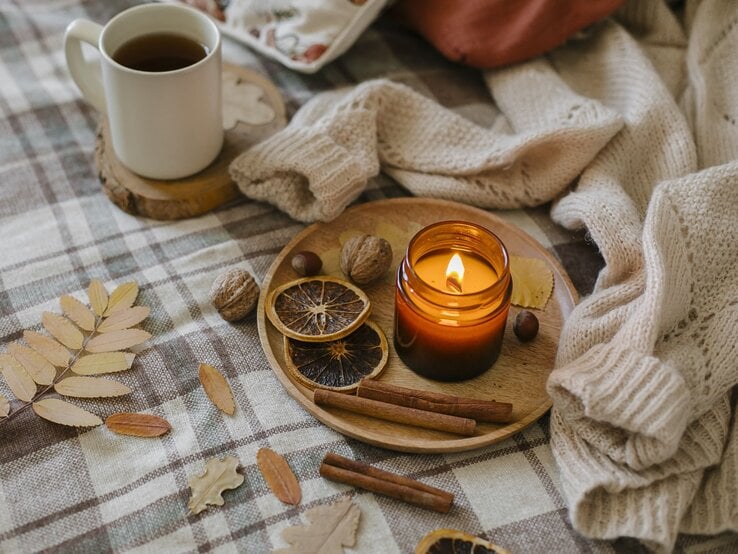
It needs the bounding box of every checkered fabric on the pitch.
[1,1,736,553]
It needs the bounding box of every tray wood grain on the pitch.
[257,198,577,453]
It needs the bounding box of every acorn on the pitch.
[513,310,539,342]
[291,250,323,276]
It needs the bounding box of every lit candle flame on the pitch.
[445,253,465,293]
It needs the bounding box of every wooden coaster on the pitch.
[95,64,287,220]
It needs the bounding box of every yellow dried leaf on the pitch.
[257,448,301,505]
[8,342,55,385]
[32,398,102,427]
[338,229,362,246]
[72,352,129,375]
[375,220,422,265]
[0,394,8,418]
[42,312,84,350]
[88,280,108,316]
[23,330,70,367]
[320,247,342,278]
[104,282,139,316]
[60,295,96,331]
[510,256,554,309]
[98,306,150,333]
[275,498,360,554]
[188,455,245,514]
[0,353,36,402]
[85,329,151,353]
[55,376,131,398]
[106,412,171,437]
[198,363,235,415]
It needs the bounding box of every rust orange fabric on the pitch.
[393,0,625,69]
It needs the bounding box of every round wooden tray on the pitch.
[257,198,577,453]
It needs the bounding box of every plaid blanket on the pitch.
[1,1,735,553]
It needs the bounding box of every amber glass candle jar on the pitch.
[394,221,512,381]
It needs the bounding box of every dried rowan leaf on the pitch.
[98,306,150,333]
[187,455,244,514]
[72,352,129,375]
[85,329,151,353]
[60,294,96,331]
[32,398,102,427]
[124,352,136,369]
[104,282,139,316]
[42,312,84,350]
[0,394,8,418]
[275,498,360,554]
[510,256,554,309]
[88,279,108,316]
[257,448,301,505]
[8,342,56,385]
[23,330,70,367]
[55,376,131,398]
[198,363,235,415]
[106,412,171,437]
[0,353,36,402]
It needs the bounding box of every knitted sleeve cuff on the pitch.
[548,343,691,470]
[229,125,373,223]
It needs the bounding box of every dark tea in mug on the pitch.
[113,32,209,72]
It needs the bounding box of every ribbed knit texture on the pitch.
[230,1,738,550]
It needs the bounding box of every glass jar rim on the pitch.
[404,220,510,301]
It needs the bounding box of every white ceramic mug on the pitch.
[65,3,223,180]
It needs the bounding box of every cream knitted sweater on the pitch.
[231,1,738,550]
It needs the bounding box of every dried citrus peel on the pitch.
[284,320,388,392]
[415,529,510,554]
[267,276,371,342]
[509,255,553,309]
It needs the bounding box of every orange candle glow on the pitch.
[394,221,511,381]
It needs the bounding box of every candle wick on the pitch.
[446,274,462,294]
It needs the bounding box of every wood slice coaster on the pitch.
[95,63,287,220]
[257,198,579,454]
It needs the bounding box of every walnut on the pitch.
[209,268,260,322]
[340,234,393,285]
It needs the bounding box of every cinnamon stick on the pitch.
[357,379,513,423]
[320,452,454,513]
[313,389,476,436]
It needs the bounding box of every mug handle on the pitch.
[64,19,106,113]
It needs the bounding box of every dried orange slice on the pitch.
[267,276,371,342]
[284,320,388,392]
[510,255,554,309]
[415,529,510,554]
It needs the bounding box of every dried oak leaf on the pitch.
[188,455,244,514]
[106,413,171,437]
[198,363,235,415]
[32,398,102,427]
[274,498,361,554]
[256,447,301,505]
